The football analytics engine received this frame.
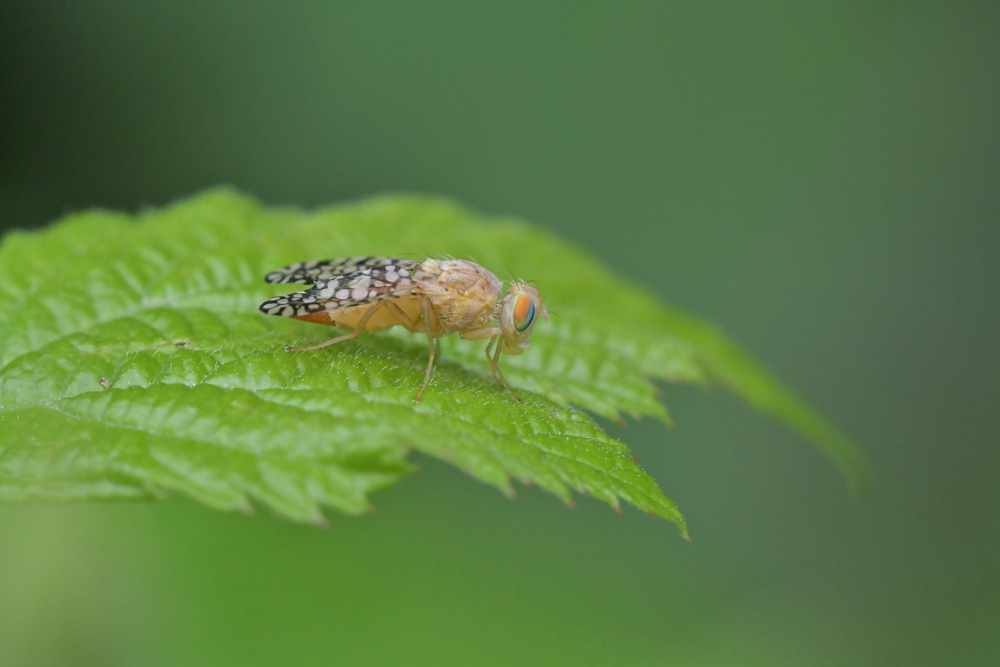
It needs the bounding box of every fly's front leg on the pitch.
[413,297,438,403]
[286,301,386,352]
[461,326,504,387]
[488,336,520,402]
[460,326,501,341]
[483,336,502,388]
[470,331,519,402]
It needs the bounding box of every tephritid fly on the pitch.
[259,257,548,402]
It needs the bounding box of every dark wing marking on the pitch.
[264,257,422,285]
[259,264,434,317]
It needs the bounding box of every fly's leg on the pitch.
[392,303,440,355]
[486,335,520,402]
[286,301,385,352]
[462,327,517,400]
[413,297,438,403]
[384,300,419,332]
[483,336,502,388]
[483,336,496,383]
[460,326,501,341]
[384,300,440,400]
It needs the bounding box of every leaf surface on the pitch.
[0,189,869,534]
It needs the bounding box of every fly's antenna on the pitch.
[539,296,560,320]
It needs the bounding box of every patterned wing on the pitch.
[264,257,422,285]
[259,262,436,318]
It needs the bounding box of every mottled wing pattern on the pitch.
[264,257,422,285]
[259,261,434,318]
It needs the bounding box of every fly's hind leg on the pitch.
[286,301,385,352]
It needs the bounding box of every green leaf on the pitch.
[0,189,869,535]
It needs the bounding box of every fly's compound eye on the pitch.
[513,293,535,332]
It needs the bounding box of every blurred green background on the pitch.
[1,2,998,665]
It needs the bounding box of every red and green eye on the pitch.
[513,294,535,332]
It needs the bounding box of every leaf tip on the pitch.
[674,514,690,541]
[845,458,875,504]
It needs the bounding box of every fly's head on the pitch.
[498,283,548,355]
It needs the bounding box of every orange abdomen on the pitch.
[292,297,428,333]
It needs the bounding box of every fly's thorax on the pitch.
[422,259,503,333]
[498,283,548,354]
